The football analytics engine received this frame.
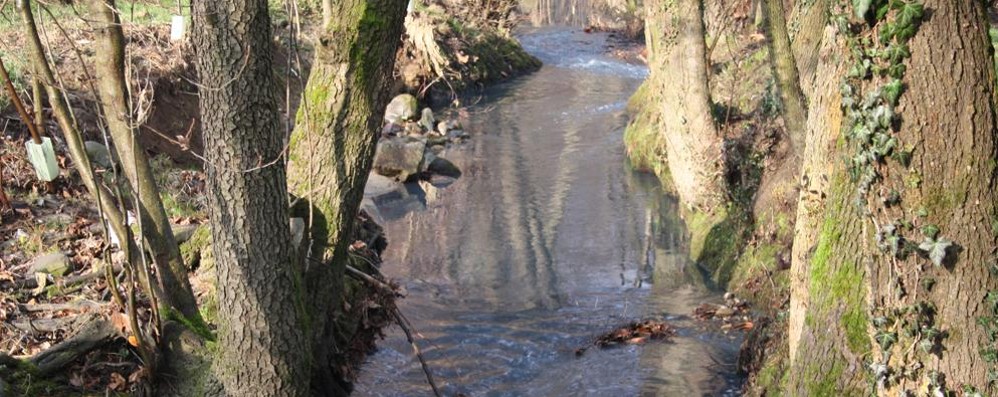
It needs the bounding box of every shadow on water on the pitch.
[354,28,743,396]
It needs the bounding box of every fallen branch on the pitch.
[30,313,118,376]
[344,264,398,297]
[391,309,442,397]
[343,262,441,396]
[5,263,123,291]
[19,300,106,313]
[10,315,80,334]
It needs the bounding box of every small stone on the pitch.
[27,252,70,277]
[419,108,435,132]
[714,306,735,318]
[436,121,449,136]
[384,94,419,124]
[84,141,115,169]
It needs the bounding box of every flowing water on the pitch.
[354,28,743,396]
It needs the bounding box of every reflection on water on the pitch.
[354,28,742,396]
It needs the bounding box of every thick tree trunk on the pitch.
[786,22,841,367]
[87,0,199,320]
[788,1,998,394]
[761,0,807,153]
[192,0,308,395]
[285,0,406,390]
[644,0,726,211]
[786,0,828,101]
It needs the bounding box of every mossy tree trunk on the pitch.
[192,0,309,395]
[87,0,200,320]
[787,1,998,394]
[285,0,406,391]
[644,0,726,212]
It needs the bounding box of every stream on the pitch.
[353,27,744,396]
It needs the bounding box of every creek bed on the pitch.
[354,28,743,397]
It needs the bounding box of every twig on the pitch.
[344,264,397,297]
[391,309,442,397]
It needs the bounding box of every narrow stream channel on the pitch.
[354,27,743,396]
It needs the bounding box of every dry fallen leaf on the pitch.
[108,372,126,391]
[127,334,140,347]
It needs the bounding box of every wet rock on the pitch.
[384,94,419,124]
[372,137,426,182]
[381,122,404,137]
[27,252,70,277]
[84,141,115,169]
[359,198,385,226]
[447,129,469,140]
[427,174,457,188]
[427,157,461,178]
[714,305,736,318]
[427,135,449,146]
[419,108,436,132]
[364,173,406,200]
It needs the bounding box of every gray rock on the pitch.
[381,122,404,137]
[419,108,435,132]
[28,252,70,277]
[359,198,385,226]
[384,94,419,124]
[84,141,115,168]
[172,224,200,243]
[372,137,426,182]
[427,157,461,178]
[364,173,405,200]
[448,129,470,140]
[289,218,305,248]
[714,306,735,318]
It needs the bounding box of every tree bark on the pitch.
[786,0,828,101]
[87,0,199,320]
[787,1,998,394]
[285,0,406,391]
[644,0,726,211]
[192,0,308,395]
[761,0,807,154]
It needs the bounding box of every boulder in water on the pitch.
[384,94,419,124]
[372,137,426,182]
[427,157,461,178]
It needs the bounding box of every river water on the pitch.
[354,28,743,396]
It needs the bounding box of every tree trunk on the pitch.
[644,0,726,211]
[788,1,998,394]
[761,0,807,153]
[786,0,828,101]
[191,0,308,395]
[87,0,200,320]
[284,0,406,390]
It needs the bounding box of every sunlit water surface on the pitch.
[353,28,743,397]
